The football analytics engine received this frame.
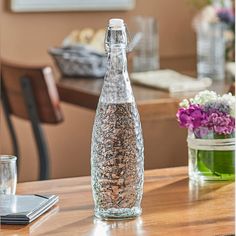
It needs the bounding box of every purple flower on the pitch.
[203,100,230,114]
[177,108,189,128]
[177,109,190,128]
[177,91,235,137]
[205,112,235,135]
[217,8,235,25]
[177,104,205,129]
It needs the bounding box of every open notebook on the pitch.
[130,70,212,93]
[0,194,59,225]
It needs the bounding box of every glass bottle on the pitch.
[91,19,144,220]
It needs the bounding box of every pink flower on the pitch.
[205,112,235,135]
[177,104,205,129]
[177,103,235,137]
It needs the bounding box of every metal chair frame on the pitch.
[1,76,50,180]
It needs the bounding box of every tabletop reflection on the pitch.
[88,217,144,236]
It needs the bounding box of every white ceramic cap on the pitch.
[109,19,124,27]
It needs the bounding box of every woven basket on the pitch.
[49,46,106,78]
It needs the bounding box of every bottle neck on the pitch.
[101,46,133,104]
[106,46,127,74]
[100,24,133,104]
[104,24,129,73]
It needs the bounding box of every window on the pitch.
[11,0,135,12]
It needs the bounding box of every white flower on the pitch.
[179,99,189,108]
[201,6,219,23]
[191,90,218,105]
[222,93,236,117]
[192,6,219,32]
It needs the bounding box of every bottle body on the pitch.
[91,102,144,219]
[91,19,144,220]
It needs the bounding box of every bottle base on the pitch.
[94,207,142,220]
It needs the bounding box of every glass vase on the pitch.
[188,130,235,181]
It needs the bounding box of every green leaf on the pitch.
[197,150,235,174]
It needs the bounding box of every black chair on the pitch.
[1,61,64,180]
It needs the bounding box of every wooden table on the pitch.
[57,76,231,121]
[2,167,234,236]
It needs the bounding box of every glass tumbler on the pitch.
[197,22,225,80]
[132,16,159,72]
[0,155,17,194]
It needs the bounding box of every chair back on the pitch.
[1,61,64,180]
[1,62,63,124]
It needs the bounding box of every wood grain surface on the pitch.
[57,75,231,121]
[1,167,234,236]
[1,61,63,124]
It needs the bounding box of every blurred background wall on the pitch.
[0,0,194,181]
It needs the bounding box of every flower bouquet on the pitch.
[177,90,235,181]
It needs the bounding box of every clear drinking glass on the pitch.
[0,155,17,194]
[197,22,225,80]
[132,16,159,72]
